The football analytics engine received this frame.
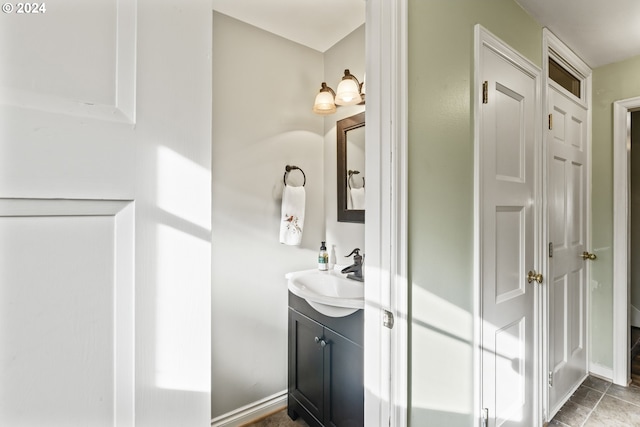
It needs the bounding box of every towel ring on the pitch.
[284,165,306,187]
[347,170,364,189]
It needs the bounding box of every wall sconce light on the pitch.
[335,69,363,106]
[313,82,337,115]
[312,69,365,115]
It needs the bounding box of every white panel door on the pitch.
[0,1,211,426]
[547,86,588,414]
[478,29,541,427]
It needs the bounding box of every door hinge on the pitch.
[382,310,394,329]
[549,242,553,258]
[549,370,554,387]
[481,408,489,427]
[548,113,553,130]
[482,81,488,104]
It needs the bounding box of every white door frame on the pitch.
[364,0,408,426]
[541,28,593,419]
[612,96,640,386]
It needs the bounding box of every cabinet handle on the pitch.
[314,336,327,347]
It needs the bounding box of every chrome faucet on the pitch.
[341,248,364,282]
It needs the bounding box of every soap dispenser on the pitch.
[318,241,329,271]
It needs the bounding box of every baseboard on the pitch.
[548,372,588,421]
[211,391,288,427]
[589,363,614,381]
[631,305,640,328]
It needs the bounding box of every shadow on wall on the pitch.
[411,284,474,425]
[411,283,534,425]
[154,145,211,394]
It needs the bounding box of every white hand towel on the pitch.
[280,185,306,245]
[349,187,365,210]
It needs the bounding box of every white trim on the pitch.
[0,88,135,124]
[114,201,135,427]
[474,24,543,427]
[541,31,551,423]
[544,29,590,109]
[390,0,409,425]
[365,0,408,426]
[590,363,614,382]
[0,197,132,216]
[612,96,640,386]
[473,24,481,427]
[210,391,287,427]
[549,373,589,420]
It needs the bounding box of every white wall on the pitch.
[324,25,366,265]
[211,15,366,420]
[211,12,325,418]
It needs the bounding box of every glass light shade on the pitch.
[313,90,336,115]
[335,78,362,106]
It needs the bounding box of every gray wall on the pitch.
[324,25,366,265]
[211,12,324,417]
[211,12,364,419]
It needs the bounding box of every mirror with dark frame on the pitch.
[337,112,365,223]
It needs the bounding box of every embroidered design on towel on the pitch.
[283,214,302,234]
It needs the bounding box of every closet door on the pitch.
[477,26,542,427]
[547,84,589,415]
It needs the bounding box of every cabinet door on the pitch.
[289,309,325,421]
[323,328,364,427]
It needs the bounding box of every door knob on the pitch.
[527,270,543,284]
[581,251,597,260]
[314,336,327,347]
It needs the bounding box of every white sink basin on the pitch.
[286,269,364,317]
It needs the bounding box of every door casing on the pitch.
[612,96,640,386]
[364,1,408,426]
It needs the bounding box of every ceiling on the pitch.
[515,0,640,68]
[211,0,365,53]
[213,0,640,68]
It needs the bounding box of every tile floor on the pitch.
[243,410,309,427]
[251,377,640,427]
[550,375,640,426]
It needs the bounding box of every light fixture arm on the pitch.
[319,82,336,97]
[341,69,364,93]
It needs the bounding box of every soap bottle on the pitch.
[318,241,329,271]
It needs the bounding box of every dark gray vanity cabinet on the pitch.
[288,293,364,427]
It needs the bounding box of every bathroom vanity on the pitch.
[288,292,363,427]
